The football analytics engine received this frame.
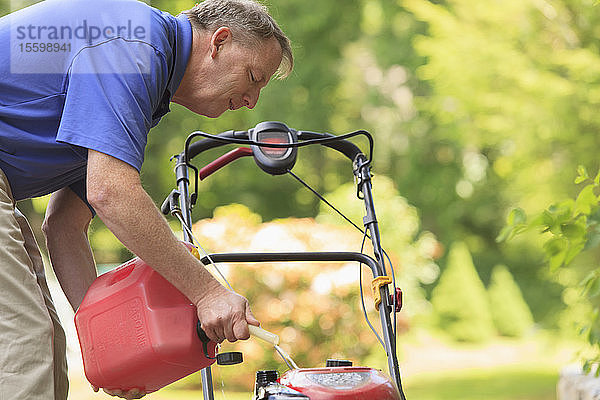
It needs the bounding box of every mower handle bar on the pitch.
[184,129,365,164]
[199,251,385,278]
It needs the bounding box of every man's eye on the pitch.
[250,71,256,82]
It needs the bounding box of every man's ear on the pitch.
[210,27,231,58]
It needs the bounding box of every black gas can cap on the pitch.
[217,352,243,366]
[326,359,353,367]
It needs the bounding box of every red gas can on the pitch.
[75,250,216,393]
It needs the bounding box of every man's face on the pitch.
[173,28,283,118]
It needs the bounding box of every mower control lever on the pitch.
[160,189,180,216]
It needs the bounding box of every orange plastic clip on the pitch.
[190,246,201,260]
[371,276,392,311]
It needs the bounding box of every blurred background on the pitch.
[3,0,600,398]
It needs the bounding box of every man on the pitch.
[0,0,293,398]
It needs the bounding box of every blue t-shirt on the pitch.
[0,0,192,201]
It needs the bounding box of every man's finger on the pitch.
[103,388,124,397]
[126,388,145,399]
[232,317,250,341]
[223,315,239,342]
[246,302,260,326]
[206,325,225,343]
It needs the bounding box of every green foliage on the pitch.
[398,0,600,325]
[431,242,495,342]
[488,264,534,337]
[500,166,600,369]
[500,167,600,272]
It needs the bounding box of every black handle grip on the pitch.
[196,321,216,360]
[196,321,210,342]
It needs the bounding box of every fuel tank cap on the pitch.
[326,359,353,367]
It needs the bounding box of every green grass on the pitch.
[403,364,558,400]
[154,389,248,400]
[152,364,557,400]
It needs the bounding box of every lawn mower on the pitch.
[75,121,407,400]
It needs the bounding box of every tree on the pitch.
[393,0,600,325]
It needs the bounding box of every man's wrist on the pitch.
[189,275,228,306]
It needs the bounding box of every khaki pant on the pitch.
[0,169,68,399]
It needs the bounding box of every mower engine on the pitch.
[254,360,401,400]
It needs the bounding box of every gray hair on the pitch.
[182,0,293,79]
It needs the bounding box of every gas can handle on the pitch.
[197,323,279,346]
[249,325,280,346]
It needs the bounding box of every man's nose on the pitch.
[243,89,260,109]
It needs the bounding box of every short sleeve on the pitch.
[57,38,168,171]
[68,178,96,217]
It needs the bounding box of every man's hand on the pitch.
[195,285,260,343]
[93,385,145,399]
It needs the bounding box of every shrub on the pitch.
[488,264,534,337]
[431,241,495,342]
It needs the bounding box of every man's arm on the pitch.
[42,187,96,312]
[86,149,259,343]
[44,187,149,399]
